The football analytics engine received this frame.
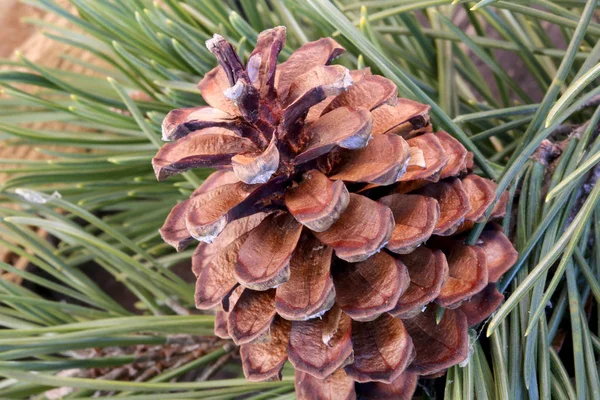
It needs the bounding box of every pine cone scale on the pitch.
[328,133,411,185]
[288,308,354,379]
[274,233,336,321]
[231,135,280,184]
[228,288,276,345]
[371,99,431,136]
[193,231,247,309]
[404,307,468,376]
[390,247,449,318]
[152,130,259,181]
[332,251,409,322]
[346,314,414,383]
[313,194,394,263]
[275,37,345,102]
[234,212,301,290]
[284,170,350,232]
[459,283,505,327]
[197,66,241,117]
[240,315,291,382]
[379,193,440,254]
[436,243,489,308]
[323,74,398,113]
[295,369,356,400]
[161,106,238,141]
[294,106,373,164]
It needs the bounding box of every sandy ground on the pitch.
[0,1,44,58]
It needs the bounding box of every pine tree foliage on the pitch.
[0,0,599,398]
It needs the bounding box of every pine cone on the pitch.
[154,27,518,399]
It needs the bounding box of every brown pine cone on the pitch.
[153,27,518,399]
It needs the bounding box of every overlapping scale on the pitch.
[332,252,409,322]
[328,134,411,185]
[240,316,291,381]
[275,233,335,320]
[235,212,302,290]
[288,307,353,379]
[284,170,349,232]
[314,194,394,263]
[152,129,258,180]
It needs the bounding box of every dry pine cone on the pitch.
[153,27,518,399]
